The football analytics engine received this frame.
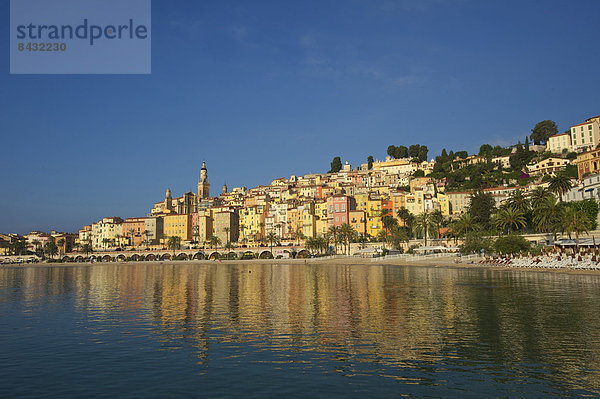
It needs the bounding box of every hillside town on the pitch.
[3,116,600,260]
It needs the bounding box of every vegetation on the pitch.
[530,120,558,144]
[329,156,342,173]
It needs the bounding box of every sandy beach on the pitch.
[5,256,600,276]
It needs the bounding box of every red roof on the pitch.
[571,121,592,128]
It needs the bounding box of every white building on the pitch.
[570,116,600,153]
[547,133,572,154]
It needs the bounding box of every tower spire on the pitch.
[198,161,210,199]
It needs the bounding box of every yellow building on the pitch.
[390,191,407,225]
[314,200,329,237]
[349,210,366,237]
[300,202,316,238]
[364,196,384,238]
[447,191,471,215]
[240,205,267,243]
[163,214,192,242]
[436,193,450,217]
[575,148,600,179]
[547,132,572,154]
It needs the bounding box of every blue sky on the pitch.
[1,0,599,234]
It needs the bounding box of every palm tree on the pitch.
[143,230,152,247]
[506,189,530,214]
[167,236,181,256]
[81,243,92,257]
[493,206,526,234]
[57,238,65,256]
[549,173,573,202]
[294,228,305,246]
[381,210,399,248]
[209,235,221,252]
[339,223,356,255]
[328,225,339,253]
[529,187,551,210]
[224,241,234,259]
[127,229,136,247]
[396,207,415,238]
[265,231,279,257]
[562,205,592,251]
[32,239,42,257]
[44,241,58,259]
[102,238,111,249]
[532,195,563,238]
[224,227,230,244]
[414,211,433,246]
[453,213,477,237]
[239,223,246,242]
[429,210,444,239]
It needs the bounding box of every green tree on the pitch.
[408,144,421,158]
[414,212,433,246]
[339,223,356,255]
[396,207,414,238]
[265,231,279,257]
[81,242,92,257]
[548,173,573,202]
[417,145,429,162]
[494,235,531,254]
[494,206,527,234]
[532,195,563,238]
[506,189,530,214]
[167,236,181,255]
[577,199,599,230]
[479,144,493,157]
[367,155,374,170]
[209,235,221,251]
[453,213,477,237]
[468,191,496,230]
[44,241,58,259]
[562,205,591,250]
[329,156,342,173]
[529,187,551,210]
[530,120,558,144]
[328,225,340,253]
[460,232,493,255]
[387,145,397,158]
[395,145,408,159]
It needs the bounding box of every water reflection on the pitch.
[1,263,600,396]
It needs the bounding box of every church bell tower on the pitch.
[198,161,210,199]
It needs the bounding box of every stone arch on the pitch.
[208,252,220,260]
[192,252,205,260]
[75,255,84,262]
[259,250,274,259]
[145,254,156,261]
[61,256,72,262]
[102,255,113,262]
[131,254,140,261]
[241,251,255,260]
[160,253,171,261]
[116,254,126,262]
[226,251,238,259]
[296,250,309,258]
[176,253,188,260]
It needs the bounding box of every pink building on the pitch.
[327,195,356,228]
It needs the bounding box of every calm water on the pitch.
[1,263,600,398]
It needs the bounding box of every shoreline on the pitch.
[4,256,600,276]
